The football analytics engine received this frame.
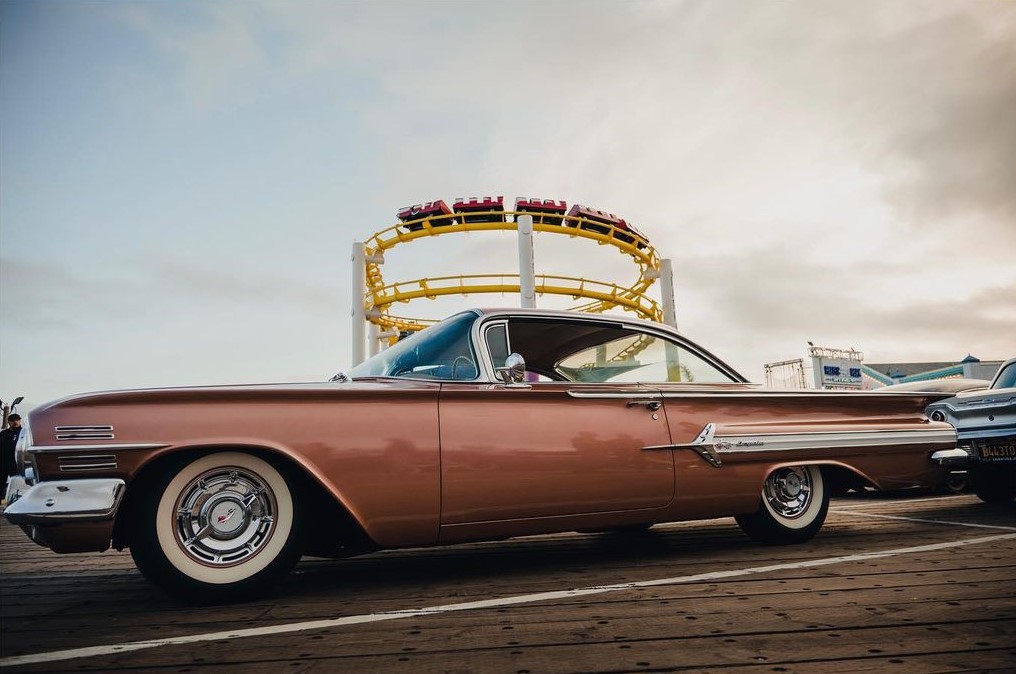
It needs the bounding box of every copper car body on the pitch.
[4,309,958,601]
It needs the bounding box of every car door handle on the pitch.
[626,399,662,411]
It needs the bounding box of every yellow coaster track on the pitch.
[363,210,663,334]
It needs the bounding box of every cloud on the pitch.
[112,1,1016,248]
[115,1,266,111]
[144,255,339,311]
[818,7,1016,242]
[0,257,152,332]
[4,1,1014,404]
[670,246,1016,375]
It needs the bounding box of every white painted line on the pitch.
[830,495,968,510]
[833,509,1016,531]
[2,532,1014,668]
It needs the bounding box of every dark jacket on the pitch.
[1,426,21,479]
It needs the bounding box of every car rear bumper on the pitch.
[930,448,975,467]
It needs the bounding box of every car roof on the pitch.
[473,307,679,334]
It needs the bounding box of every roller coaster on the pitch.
[352,196,676,355]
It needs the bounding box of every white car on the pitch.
[925,358,1016,503]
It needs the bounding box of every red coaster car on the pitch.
[566,204,649,248]
[453,196,505,223]
[397,200,455,231]
[514,198,567,226]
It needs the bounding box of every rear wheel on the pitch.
[736,465,828,545]
[937,472,969,494]
[970,466,1016,504]
[131,452,303,603]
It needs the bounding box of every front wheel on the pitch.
[736,465,829,545]
[130,452,303,603]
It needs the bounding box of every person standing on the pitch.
[1,413,23,499]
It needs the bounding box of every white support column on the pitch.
[517,214,536,309]
[811,356,825,389]
[377,327,400,349]
[351,241,367,366]
[368,322,381,357]
[660,258,678,330]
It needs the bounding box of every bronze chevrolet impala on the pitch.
[4,309,959,602]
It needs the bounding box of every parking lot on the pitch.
[1,492,1014,673]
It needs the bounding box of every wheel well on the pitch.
[112,447,376,558]
[820,464,877,496]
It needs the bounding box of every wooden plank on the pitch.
[2,494,1014,673]
[9,615,1015,672]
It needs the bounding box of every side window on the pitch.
[556,332,735,383]
[485,323,509,370]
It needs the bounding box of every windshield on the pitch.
[993,361,1016,389]
[348,311,480,380]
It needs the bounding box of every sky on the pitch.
[1,0,1014,409]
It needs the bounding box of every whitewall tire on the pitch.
[131,452,303,603]
[736,465,829,545]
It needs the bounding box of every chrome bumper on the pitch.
[930,447,974,467]
[3,477,126,525]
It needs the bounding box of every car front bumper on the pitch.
[3,477,125,553]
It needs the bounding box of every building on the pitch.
[863,355,1004,388]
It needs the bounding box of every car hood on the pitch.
[31,379,442,413]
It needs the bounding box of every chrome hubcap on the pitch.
[173,468,277,567]
[763,467,812,518]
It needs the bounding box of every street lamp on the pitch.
[2,396,24,429]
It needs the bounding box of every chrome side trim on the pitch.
[714,429,958,454]
[644,423,722,467]
[28,443,168,454]
[642,424,957,468]
[568,390,935,399]
[56,433,115,440]
[59,455,118,472]
[567,391,664,400]
[660,391,938,398]
[3,478,126,525]
[55,425,115,440]
[55,425,114,431]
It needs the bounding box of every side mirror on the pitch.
[12,396,23,406]
[496,353,527,385]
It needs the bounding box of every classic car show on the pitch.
[2,195,1015,672]
[3,3,1014,672]
[2,306,964,603]
[3,198,1015,673]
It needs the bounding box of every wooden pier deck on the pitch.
[2,493,1014,673]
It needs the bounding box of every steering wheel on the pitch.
[451,356,475,380]
[388,349,420,377]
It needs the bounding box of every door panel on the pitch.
[439,382,674,524]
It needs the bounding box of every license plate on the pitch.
[975,438,1016,462]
